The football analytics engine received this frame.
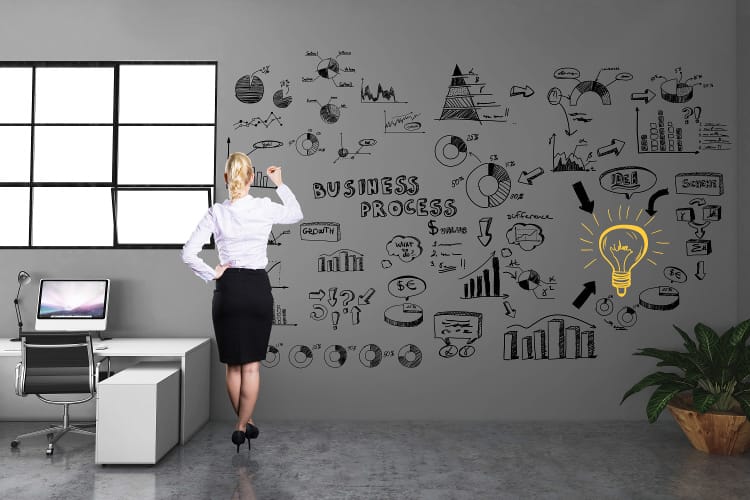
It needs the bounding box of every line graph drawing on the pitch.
[384,110,424,134]
[267,260,288,288]
[361,78,407,103]
[437,64,508,123]
[268,229,291,246]
[549,134,595,172]
[233,112,283,129]
[302,50,354,88]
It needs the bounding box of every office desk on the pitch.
[0,337,210,445]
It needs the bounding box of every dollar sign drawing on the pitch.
[427,219,438,236]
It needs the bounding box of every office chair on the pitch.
[11,333,108,456]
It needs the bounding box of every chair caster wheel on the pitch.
[10,440,19,448]
[46,446,54,456]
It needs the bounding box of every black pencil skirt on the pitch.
[212,267,274,365]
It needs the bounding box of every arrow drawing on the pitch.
[630,89,656,104]
[510,85,535,98]
[518,167,544,185]
[573,181,594,213]
[695,260,706,280]
[596,138,626,157]
[327,287,338,307]
[308,289,325,300]
[477,217,493,247]
[573,281,596,309]
[358,288,375,305]
[645,188,669,216]
[503,300,516,318]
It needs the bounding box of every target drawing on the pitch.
[465,162,512,208]
[434,135,468,167]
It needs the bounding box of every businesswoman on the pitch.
[182,152,303,452]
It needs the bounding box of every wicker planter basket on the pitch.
[667,393,750,455]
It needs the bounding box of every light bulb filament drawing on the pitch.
[598,224,648,297]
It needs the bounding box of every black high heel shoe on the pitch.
[231,430,247,453]
[245,423,260,440]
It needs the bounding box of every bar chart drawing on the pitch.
[458,251,507,299]
[251,169,277,189]
[317,248,365,272]
[503,314,597,361]
[272,303,298,327]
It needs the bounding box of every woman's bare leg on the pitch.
[226,364,242,415]
[235,361,260,431]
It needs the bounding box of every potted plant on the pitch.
[621,319,750,455]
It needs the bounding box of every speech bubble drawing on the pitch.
[553,67,581,79]
[386,235,423,262]
[599,166,657,199]
[388,275,427,299]
[663,266,687,284]
[505,223,545,251]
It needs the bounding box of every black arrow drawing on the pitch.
[695,260,706,280]
[573,181,594,213]
[518,167,544,185]
[226,136,231,158]
[645,188,669,216]
[596,138,626,157]
[630,89,656,104]
[503,300,516,318]
[573,281,596,309]
[477,217,493,247]
[510,85,535,98]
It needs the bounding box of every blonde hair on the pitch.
[225,152,254,201]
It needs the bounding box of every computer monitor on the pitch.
[35,279,110,332]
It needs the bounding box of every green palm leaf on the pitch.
[634,348,690,370]
[694,323,720,362]
[646,385,684,423]
[734,393,750,420]
[673,324,697,353]
[621,372,690,404]
[692,388,717,413]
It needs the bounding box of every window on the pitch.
[0,61,217,248]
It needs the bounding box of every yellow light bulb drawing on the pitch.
[598,224,648,298]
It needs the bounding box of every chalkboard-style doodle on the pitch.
[307,97,345,125]
[267,260,288,289]
[308,287,373,330]
[675,172,723,196]
[302,50,354,88]
[503,300,517,318]
[398,344,423,368]
[434,134,468,167]
[698,122,731,151]
[384,110,424,134]
[429,238,466,274]
[503,314,596,361]
[517,167,545,186]
[477,217,493,247]
[595,297,614,316]
[437,65,508,123]
[635,108,698,154]
[639,285,680,311]
[579,205,669,297]
[234,112,283,130]
[509,85,535,98]
[617,306,638,328]
[598,167,657,199]
[572,181,595,213]
[359,344,383,368]
[324,344,347,368]
[273,79,293,108]
[235,66,270,104]
[386,235,422,263]
[650,68,713,104]
[318,249,364,272]
[695,260,706,280]
[267,229,291,246]
[434,311,482,359]
[465,162,511,208]
[630,89,656,104]
[289,344,314,368]
[334,133,375,164]
[664,266,688,284]
[572,281,595,309]
[506,223,544,251]
[459,251,506,299]
[384,275,426,327]
[261,345,281,368]
[361,78,407,103]
[300,222,341,242]
[247,139,284,157]
[676,197,721,256]
[596,138,626,157]
[505,263,557,300]
[291,129,324,157]
[550,134,594,172]
[272,303,297,327]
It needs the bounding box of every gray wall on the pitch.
[0,0,740,421]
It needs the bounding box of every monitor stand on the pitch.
[95,331,112,341]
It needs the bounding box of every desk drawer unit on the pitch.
[95,362,180,465]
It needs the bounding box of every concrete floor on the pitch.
[1,420,749,499]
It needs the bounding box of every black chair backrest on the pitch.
[22,333,93,394]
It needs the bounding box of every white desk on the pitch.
[0,337,210,445]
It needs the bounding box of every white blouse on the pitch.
[182,184,304,282]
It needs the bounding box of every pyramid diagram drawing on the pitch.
[438,65,506,123]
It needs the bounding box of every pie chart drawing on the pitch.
[465,162,512,208]
[434,135,468,167]
[320,103,341,124]
[273,89,293,108]
[660,78,693,103]
[317,58,340,79]
[639,286,680,311]
[235,74,264,104]
[517,270,541,291]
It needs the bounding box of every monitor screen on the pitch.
[36,279,110,331]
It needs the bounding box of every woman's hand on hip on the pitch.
[214,263,230,280]
[266,166,283,186]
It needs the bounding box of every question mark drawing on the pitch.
[693,106,702,123]
[341,290,355,313]
[682,106,693,125]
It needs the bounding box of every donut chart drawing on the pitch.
[398,344,423,368]
[465,162,512,208]
[261,345,281,368]
[324,344,347,368]
[434,134,468,167]
[289,344,314,368]
[295,132,320,156]
[359,344,383,368]
[569,80,612,106]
